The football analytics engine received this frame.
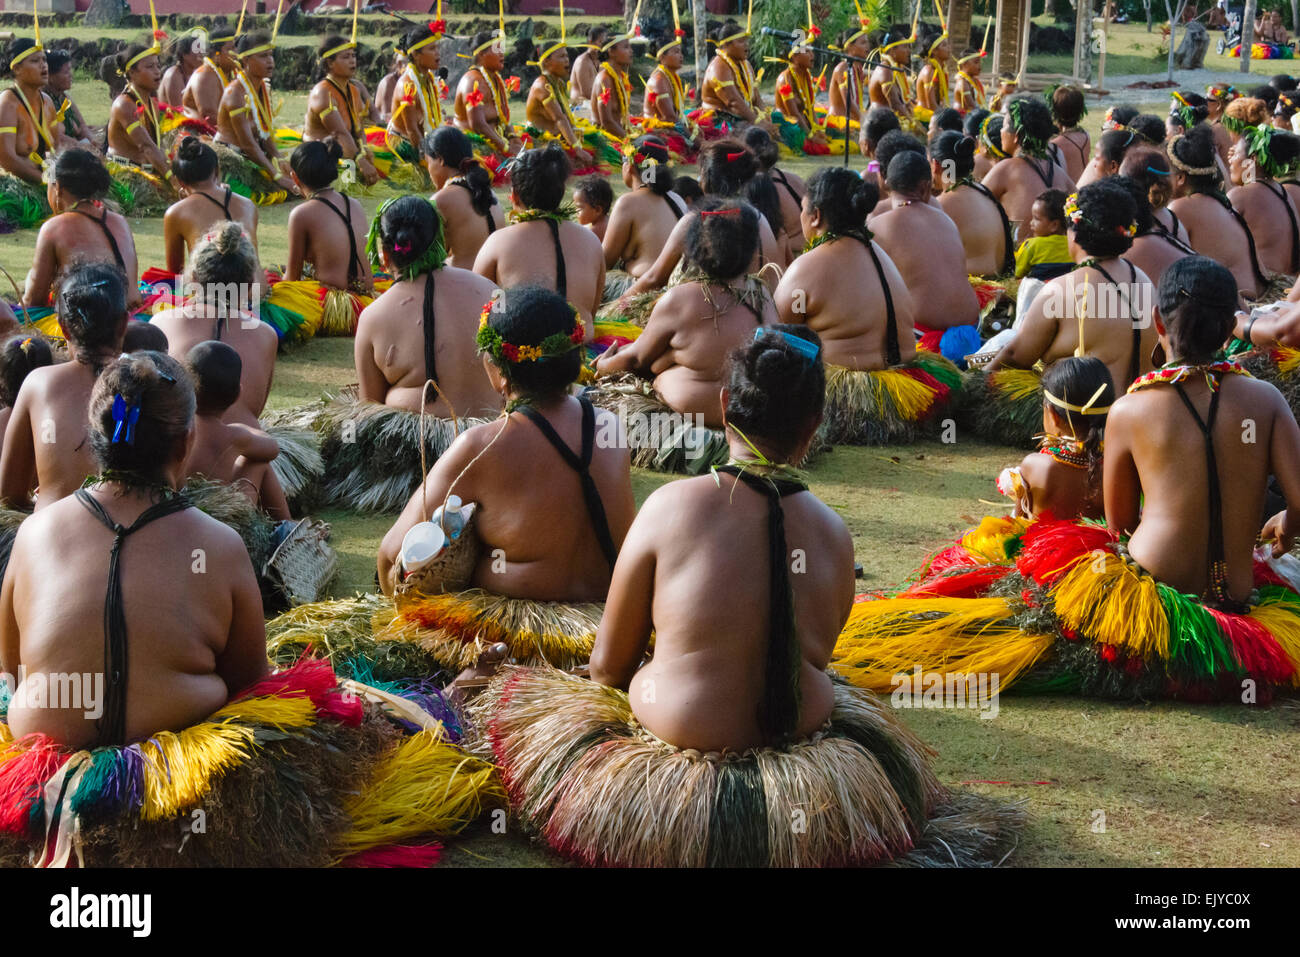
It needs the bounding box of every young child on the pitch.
[121,321,169,354]
[573,174,614,242]
[0,334,53,452]
[184,341,291,521]
[997,356,1114,520]
[1013,188,1072,280]
[674,175,704,208]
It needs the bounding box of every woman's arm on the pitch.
[985,285,1058,371]
[589,489,660,689]
[1102,399,1142,535]
[22,222,56,309]
[353,308,389,404]
[623,215,689,298]
[283,206,306,282]
[162,205,187,275]
[215,531,271,694]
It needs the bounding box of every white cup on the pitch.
[400,521,447,575]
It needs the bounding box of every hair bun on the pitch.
[752,343,805,393]
[956,135,976,160]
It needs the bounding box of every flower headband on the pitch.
[1064,192,1136,238]
[1206,83,1239,103]
[1166,134,1219,177]
[476,299,585,364]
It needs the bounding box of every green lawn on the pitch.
[11,51,1298,869]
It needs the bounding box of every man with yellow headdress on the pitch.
[183,11,242,125]
[0,32,70,229]
[106,34,181,216]
[215,28,298,204]
[868,22,920,135]
[591,14,644,143]
[385,21,449,172]
[304,28,382,187]
[697,12,769,136]
[642,3,700,149]
[825,5,875,150]
[914,21,952,124]
[453,26,521,176]
[953,46,989,113]
[524,12,622,173]
[770,8,839,156]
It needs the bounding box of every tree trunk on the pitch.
[1292,0,1299,36]
[1075,0,1092,82]
[1145,0,1153,31]
[692,0,706,106]
[1241,0,1257,73]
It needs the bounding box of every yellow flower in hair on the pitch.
[516,344,544,361]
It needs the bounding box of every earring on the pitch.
[1150,342,1166,368]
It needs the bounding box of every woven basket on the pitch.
[263,518,339,606]
[395,504,482,607]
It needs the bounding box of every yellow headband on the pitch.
[123,42,162,75]
[928,32,948,56]
[238,42,274,59]
[1045,384,1111,415]
[9,42,41,70]
[321,40,357,61]
[537,0,569,64]
[472,33,506,56]
[958,49,987,65]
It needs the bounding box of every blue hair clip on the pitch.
[754,327,821,364]
[111,393,141,445]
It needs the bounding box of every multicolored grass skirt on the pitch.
[0,658,503,867]
[819,351,963,446]
[832,515,1300,701]
[0,173,50,232]
[770,110,847,157]
[265,278,380,338]
[1232,42,1295,59]
[954,366,1043,449]
[104,157,172,218]
[468,664,1023,867]
[584,372,729,474]
[268,589,604,676]
[261,391,491,513]
[212,140,289,206]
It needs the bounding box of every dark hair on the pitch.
[744,172,783,236]
[711,19,744,44]
[8,38,41,75]
[1113,173,1158,236]
[1252,129,1300,178]
[1129,114,1167,145]
[1169,122,1220,192]
[290,138,342,190]
[165,31,201,66]
[885,149,932,198]
[627,135,674,195]
[1069,179,1137,258]
[724,324,825,460]
[0,333,53,408]
[1120,146,1173,213]
[88,351,195,480]
[172,134,218,185]
[587,24,610,43]
[485,285,582,395]
[574,173,613,214]
[699,139,758,196]
[684,199,758,278]
[116,42,154,77]
[874,130,926,180]
[235,32,271,56]
[1249,83,1280,108]
[963,107,991,138]
[863,106,900,151]
[1051,84,1086,127]
[379,195,444,274]
[121,321,169,354]
[186,340,241,415]
[1157,256,1237,363]
[425,126,495,215]
[674,175,703,203]
[1105,105,1139,129]
[319,34,350,60]
[1097,127,1139,164]
[1269,73,1298,92]
[53,148,112,200]
[1034,187,1068,228]
[1005,93,1055,153]
[930,107,962,133]
[805,166,874,235]
[741,126,780,170]
[58,262,128,356]
[44,49,71,75]
[511,144,571,211]
[407,27,441,56]
[929,130,977,181]
[1041,355,1113,491]
[1170,90,1209,128]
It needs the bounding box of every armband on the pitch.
[319,104,337,119]
[230,105,250,117]
[0,126,16,134]
[712,79,735,89]
[124,120,142,134]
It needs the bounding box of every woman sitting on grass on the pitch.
[0,333,52,452]
[601,135,686,298]
[469,324,1022,868]
[24,149,141,314]
[775,166,960,445]
[425,127,506,269]
[163,136,258,275]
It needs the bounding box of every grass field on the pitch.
[8,33,1299,868]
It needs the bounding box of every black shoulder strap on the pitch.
[71,207,125,271]
[1088,260,1142,386]
[74,489,193,747]
[861,236,901,366]
[422,270,437,386]
[516,397,616,571]
[1021,154,1053,189]
[1222,197,1270,290]
[1264,180,1300,273]
[545,217,567,297]
[967,179,1016,277]
[1171,382,1229,605]
[452,178,498,232]
[772,167,802,207]
[193,186,234,221]
[310,192,364,281]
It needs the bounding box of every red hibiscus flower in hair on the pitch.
[808,26,822,39]
[429,19,446,36]
[674,27,685,38]
[153,29,168,42]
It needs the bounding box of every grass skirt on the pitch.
[104,158,171,217]
[770,110,846,157]
[584,373,729,474]
[602,269,636,304]
[212,140,288,206]
[0,173,50,232]
[833,515,1300,701]
[0,658,504,867]
[468,665,1023,867]
[819,351,963,446]
[263,422,324,512]
[262,392,490,514]
[267,588,604,677]
[266,279,375,338]
[953,366,1043,449]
